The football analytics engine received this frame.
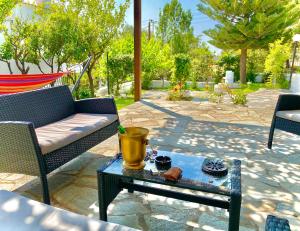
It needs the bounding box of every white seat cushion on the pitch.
[0,190,137,231]
[276,110,300,122]
[35,113,118,155]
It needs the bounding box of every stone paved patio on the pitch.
[1,89,300,230]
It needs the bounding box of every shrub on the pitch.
[142,72,152,90]
[231,92,247,105]
[167,84,192,101]
[79,87,92,99]
[107,55,133,96]
[172,54,191,88]
[217,51,240,82]
[265,39,290,88]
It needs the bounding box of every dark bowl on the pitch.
[155,156,171,170]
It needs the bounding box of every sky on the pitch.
[120,0,220,53]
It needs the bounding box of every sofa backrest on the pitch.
[0,86,75,128]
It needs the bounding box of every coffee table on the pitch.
[97,150,242,231]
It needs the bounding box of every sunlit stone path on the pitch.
[1,89,300,230]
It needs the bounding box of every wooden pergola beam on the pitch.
[134,0,141,101]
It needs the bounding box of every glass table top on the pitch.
[101,150,241,196]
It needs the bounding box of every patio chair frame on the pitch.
[268,94,300,149]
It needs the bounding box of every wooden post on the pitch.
[134,0,142,101]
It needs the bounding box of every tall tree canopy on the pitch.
[2,18,35,74]
[0,0,19,25]
[157,0,194,54]
[67,0,129,97]
[32,2,82,73]
[198,0,298,83]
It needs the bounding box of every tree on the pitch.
[142,34,173,89]
[107,55,133,95]
[31,2,83,73]
[67,0,129,97]
[172,54,191,88]
[247,49,268,82]
[190,42,215,84]
[217,50,240,82]
[157,0,194,54]
[106,29,173,90]
[198,0,298,84]
[265,39,290,87]
[0,41,13,74]
[0,0,19,25]
[3,18,35,74]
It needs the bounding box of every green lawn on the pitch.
[115,97,134,110]
[231,83,266,94]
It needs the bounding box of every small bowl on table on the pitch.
[155,156,171,170]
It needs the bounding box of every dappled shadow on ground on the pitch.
[139,99,300,230]
[1,90,300,230]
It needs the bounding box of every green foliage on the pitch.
[0,0,19,25]
[110,28,134,56]
[190,42,215,84]
[217,51,240,82]
[231,92,247,105]
[265,39,290,88]
[167,91,192,101]
[66,0,130,96]
[32,3,82,73]
[107,54,133,96]
[157,0,195,54]
[247,49,268,82]
[78,87,92,99]
[107,30,173,91]
[0,40,13,73]
[198,1,297,50]
[114,97,134,110]
[198,0,298,83]
[172,54,191,87]
[2,18,35,74]
[142,35,173,89]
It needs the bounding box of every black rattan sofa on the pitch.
[268,94,300,149]
[0,86,119,204]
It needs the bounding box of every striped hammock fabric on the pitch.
[0,73,65,95]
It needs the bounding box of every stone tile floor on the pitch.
[1,89,300,230]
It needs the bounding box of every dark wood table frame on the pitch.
[97,155,241,231]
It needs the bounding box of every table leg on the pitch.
[128,179,134,193]
[98,172,122,221]
[228,191,241,231]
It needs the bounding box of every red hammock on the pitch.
[0,73,65,95]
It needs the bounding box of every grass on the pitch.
[231,83,266,94]
[115,97,134,110]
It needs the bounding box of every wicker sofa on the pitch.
[0,86,119,204]
[268,94,300,149]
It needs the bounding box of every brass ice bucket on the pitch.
[119,127,149,170]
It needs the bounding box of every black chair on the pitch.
[268,94,300,149]
[265,215,291,231]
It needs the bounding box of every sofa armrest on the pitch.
[75,98,118,115]
[0,121,43,176]
[275,94,300,112]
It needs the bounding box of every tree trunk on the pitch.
[6,61,13,74]
[37,63,45,74]
[240,48,247,84]
[87,68,95,97]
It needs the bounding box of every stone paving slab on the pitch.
[1,89,300,230]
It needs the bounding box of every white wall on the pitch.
[0,60,58,74]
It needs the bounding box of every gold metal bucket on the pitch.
[119,127,149,170]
